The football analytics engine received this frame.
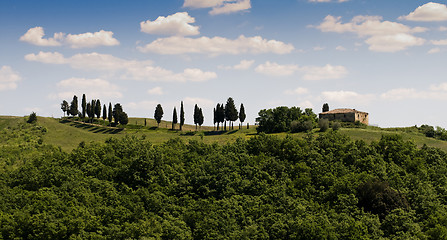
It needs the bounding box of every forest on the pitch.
[1,117,447,239]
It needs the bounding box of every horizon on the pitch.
[1,1,447,128]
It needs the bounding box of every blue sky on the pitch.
[2,0,447,127]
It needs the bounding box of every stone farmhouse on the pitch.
[319,108,369,125]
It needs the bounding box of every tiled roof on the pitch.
[320,108,368,115]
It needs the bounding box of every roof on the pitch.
[320,108,368,115]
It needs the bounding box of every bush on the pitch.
[27,112,37,124]
[318,118,329,132]
[332,122,341,131]
[290,120,314,133]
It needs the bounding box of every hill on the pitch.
[2,115,447,152]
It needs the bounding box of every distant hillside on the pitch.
[2,115,447,153]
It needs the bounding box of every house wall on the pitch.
[319,112,369,125]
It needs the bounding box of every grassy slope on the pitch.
[3,116,447,152]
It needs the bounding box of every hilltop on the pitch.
[2,115,447,153]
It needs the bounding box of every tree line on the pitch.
[61,94,128,126]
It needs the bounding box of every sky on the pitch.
[2,0,447,127]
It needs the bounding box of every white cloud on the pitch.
[300,64,348,80]
[138,35,294,55]
[313,46,325,51]
[439,26,447,31]
[209,0,251,15]
[381,84,447,101]
[285,87,309,95]
[399,2,447,22]
[428,47,441,54]
[65,30,120,48]
[50,77,123,100]
[183,0,251,15]
[148,87,164,95]
[336,45,346,51]
[315,15,426,52]
[25,51,217,82]
[220,59,254,70]
[299,100,314,109]
[19,27,62,46]
[256,62,348,80]
[20,27,119,48]
[0,66,21,91]
[321,90,375,104]
[140,12,200,36]
[432,38,447,45]
[255,61,299,77]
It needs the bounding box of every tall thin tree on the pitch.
[172,107,178,130]
[239,103,246,129]
[154,104,164,127]
[61,100,69,117]
[225,97,238,130]
[69,95,78,117]
[81,94,86,121]
[102,104,107,125]
[108,102,113,125]
[193,104,199,131]
[180,101,185,131]
[95,99,101,119]
[198,107,204,130]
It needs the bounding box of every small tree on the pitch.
[198,107,204,130]
[239,103,246,129]
[86,103,92,121]
[90,99,96,123]
[172,107,178,130]
[102,104,107,124]
[180,101,185,130]
[225,97,238,130]
[193,104,199,131]
[69,95,79,117]
[108,102,113,125]
[120,112,129,125]
[113,103,123,124]
[213,107,217,130]
[154,104,164,127]
[27,112,37,123]
[319,118,329,132]
[322,103,329,113]
[61,100,69,117]
[95,99,101,119]
[81,94,87,120]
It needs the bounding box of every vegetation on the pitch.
[26,112,37,124]
[322,102,329,112]
[256,106,317,133]
[2,119,447,239]
[154,104,164,127]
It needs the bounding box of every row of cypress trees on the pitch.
[61,94,128,125]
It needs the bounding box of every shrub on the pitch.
[318,118,329,132]
[290,120,314,133]
[332,122,341,131]
[27,112,37,124]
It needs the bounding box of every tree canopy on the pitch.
[154,104,164,127]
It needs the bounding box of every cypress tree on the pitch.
[213,107,216,131]
[90,99,96,123]
[154,104,164,127]
[180,101,185,131]
[322,103,329,112]
[86,103,92,120]
[172,107,178,130]
[193,104,199,131]
[225,97,238,130]
[108,103,113,125]
[95,99,101,119]
[113,103,123,124]
[102,104,107,125]
[69,95,79,117]
[198,107,204,130]
[81,94,86,121]
[239,103,246,129]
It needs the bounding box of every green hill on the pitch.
[2,115,447,152]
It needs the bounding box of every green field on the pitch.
[2,115,447,152]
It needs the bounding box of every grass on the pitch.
[3,115,447,153]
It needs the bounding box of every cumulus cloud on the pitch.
[138,35,294,55]
[321,90,375,104]
[300,64,348,80]
[25,51,217,82]
[428,47,441,54]
[399,2,447,22]
[255,61,299,77]
[336,46,346,51]
[0,66,21,91]
[432,38,447,45]
[183,0,251,15]
[140,12,200,36]
[255,62,348,80]
[50,77,123,100]
[147,87,164,95]
[219,59,255,70]
[20,27,119,48]
[382,83,447,100]
[19,27,62,46]
[315,15,426,52]
[285,87,309,95]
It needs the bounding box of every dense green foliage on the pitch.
[256,106,318,133]
[27,112,37,124]
[2,120,447,239]
[154,104,164,127]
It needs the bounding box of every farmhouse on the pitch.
[319,108,369,125]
